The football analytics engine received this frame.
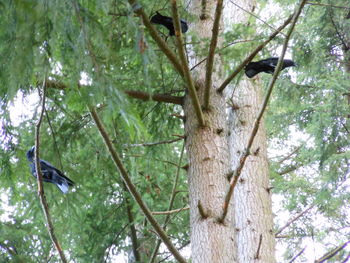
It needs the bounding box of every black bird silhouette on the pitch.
[26,146,74,193]
[150,12,188,36]
[245,57,296,78]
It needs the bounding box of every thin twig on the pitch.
[275,205,314,236]
[217,13,293,93]
[35,79,68,263]
[124,186,141,262]
[288,246,306,263]
[204,0,223,110]
[254,234,263,259]
[219,0,307,222]
[229,0,286,36]
[124,137,183,148]
[315,241,350,263]
[128,0,184,77]
[149,143,185,263]
[171,0,205,127]
[89,107,186,263]
[152,206,190,215]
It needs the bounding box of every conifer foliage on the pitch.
[0,0,349,262]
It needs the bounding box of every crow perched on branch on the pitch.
[150,12,188,36]
[245,57,296,78]
[26,146,75,194]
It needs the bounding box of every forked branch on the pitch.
[171,0,205,126]
[35,79,68,263]
[89,107,187,263]
[219,0,308,222]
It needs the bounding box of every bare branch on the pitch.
[198,200,208,219]
[152,206,190,215]
[125,90,184,105]
[89,107,187,263]
[315,241,350,263]
[254,234,263,259]
[124,186,141,262]
[217,13,293,93]
[204,0,223,109]
[288,246,306,263]
[171,0,205,127]
[149,143,185,263]
[35,79,68,263]
[220,0,307,222]
[275,205,314,236]
[124,137,183,148]
[127,0,184,77]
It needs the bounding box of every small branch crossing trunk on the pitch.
[184,0,276,262]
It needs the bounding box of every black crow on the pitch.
[26,146,74,194]
[150,12,188,36]
[245,57,296,78]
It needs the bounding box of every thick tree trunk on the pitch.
[184,0,275,262]
[229,78,276,263]
[184,1,236,262]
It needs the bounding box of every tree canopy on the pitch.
[0,0,350,262]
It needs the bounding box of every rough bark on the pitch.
[225,1,276,262]
[184,1,236,262]
[183,0,276,262]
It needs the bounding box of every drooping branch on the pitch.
[127,0,184,77]
[275,205,314,236]
[149,143,185,263]
[219,0,307,222]
[125,90,184,105]
[315,241,350,263]
[34,79,68,263]
[89,107,187,263]
[171,0,205,127]
[217,13,293,93]
[203,0,223,110]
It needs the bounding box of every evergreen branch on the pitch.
[35,79,68,263]
[152,206,189,215]
[277,144,303,164]
[315,241,350,263]
[288,246,306,263]
[306,2,350,9]
[89,107,187,263]
[127,0,184,76]
[217,13,293,93]
[219,0,307,222]
[204,0,223,110]
[171,0,205,127]
[149,143,185,263]
[125,90,183,105]
[275,205,314,236]
[124,137,183,147]
[0,242,17,256]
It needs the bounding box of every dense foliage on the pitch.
[0,0,349,262]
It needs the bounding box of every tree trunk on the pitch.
[184,1,236,262]
[184,0,276,262]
